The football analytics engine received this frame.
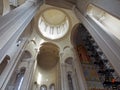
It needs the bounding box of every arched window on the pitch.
[65,57,73,65]
[14,67,26,90]
[22,50,32,59]
[6,67,26,90]
[40,85,47,90]
[67,73,74,90]
[0,55,10,75]
[49,84,55,90]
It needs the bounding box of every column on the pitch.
[0,0,43,63]
[71,47,88,90]
[21,59,36,90]
[59,52,69,90]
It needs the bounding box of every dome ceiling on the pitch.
[43,9,66,25]
[38,8,69,40]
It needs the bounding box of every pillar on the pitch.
[0,0,43,63]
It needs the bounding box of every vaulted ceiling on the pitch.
[37,43,59,70]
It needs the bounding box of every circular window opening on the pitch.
[38,9,69,40]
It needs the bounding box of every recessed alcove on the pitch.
[36,42,60,88]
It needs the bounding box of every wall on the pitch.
[76,0,120,19]
[75,0,120,76]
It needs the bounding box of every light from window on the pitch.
[49,84,55,90]
[40,85,47,90]
[37,73,42,85]
[87,4,120,40]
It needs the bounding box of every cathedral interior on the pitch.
[0,0,120,90]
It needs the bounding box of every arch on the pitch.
[37,42,60,70]
[21,50,32,59]
[67,73,74,90]
[13,67,26,90]
[63,46,70,51]
[49,83,55,90]
[65,57,73,65]
[6,67,26,90]
[39,42,60,55]
[40,85,47,90]
[0,55,10,75]
[70,23,80,47]
[30,40,37,45]
[41,42,59,50]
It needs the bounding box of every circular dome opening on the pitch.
[38,8,69,40]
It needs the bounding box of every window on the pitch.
[6,67,26,90]
[67,73,74,90]
[13,67,26,90]
[40,85,47,90]
[87,4,120,40]
[0,55,10,75]
[49,84,55,90]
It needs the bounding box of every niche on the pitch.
[65,57,73,65]
[49,83,55,90]
[40,85,47,90]
[5,67,26,90]
[67,72,74,90]
[0,55,10,75]
[21,50,32,60]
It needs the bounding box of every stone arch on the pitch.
[30,40,37,45]
[49,83,55,90]
[70,23,80,47]
[63,46,70,51]
[6,66,26,90]
[21,50,32,60]
[65,57,73,65]
[37,42,60,70]
[40,84,47,90]
[41,42,59,50]
[0,55,10,75]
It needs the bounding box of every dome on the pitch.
[38,8,69,40]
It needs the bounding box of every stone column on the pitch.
[59,52,69,90]
[0,38,28,90]
[0,0,43,63]
[21,59,36,90]
[61,63,69,90]
[71,47,88,90]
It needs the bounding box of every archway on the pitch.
[35,42,60,90]
[37,42,59,70]
[70,23,80,47]
[21,50,32,60]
